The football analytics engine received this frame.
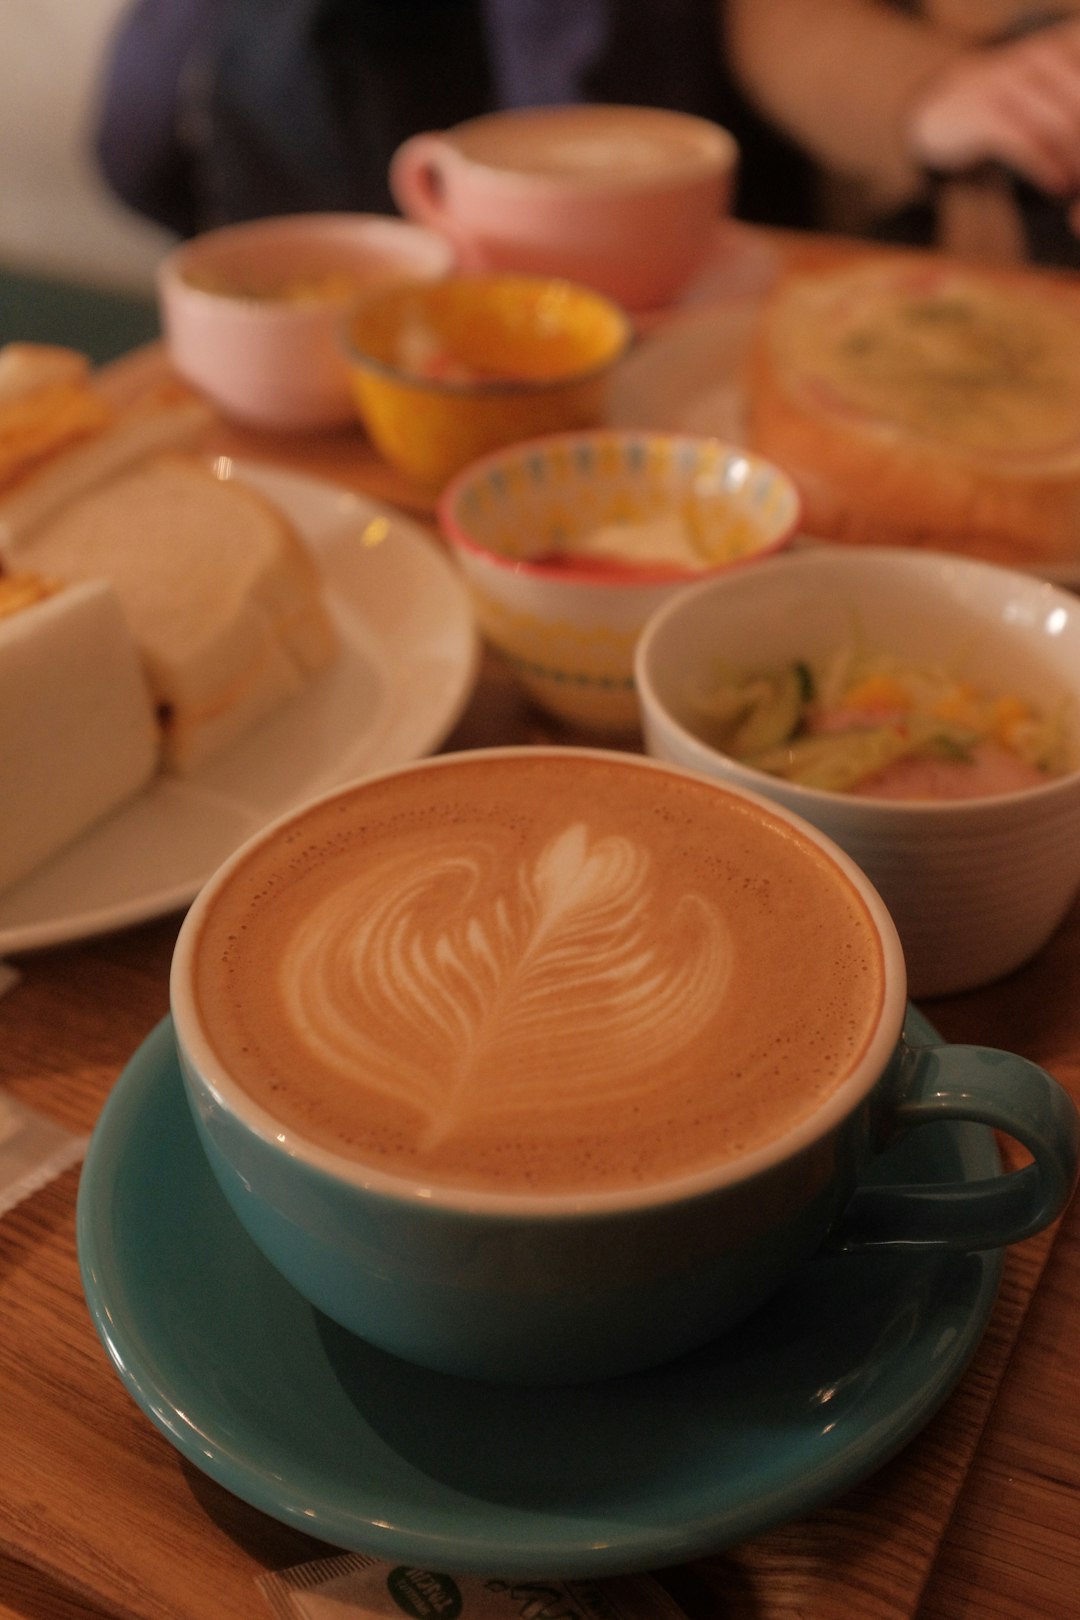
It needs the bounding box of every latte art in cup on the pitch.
[280,823,729,1153]
[192,754,885,1195]
[448,107,728,182]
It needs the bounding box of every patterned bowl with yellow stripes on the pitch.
[437,429,800,731]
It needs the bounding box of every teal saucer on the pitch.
[77,1010,1002,1578]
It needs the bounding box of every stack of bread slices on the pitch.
[0,343,338,894]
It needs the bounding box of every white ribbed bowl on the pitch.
[635,545,1080,997]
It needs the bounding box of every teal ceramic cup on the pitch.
[169,748,1080,1385]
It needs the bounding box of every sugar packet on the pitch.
[0,1088,88,1219]
[259,1553,689,1620]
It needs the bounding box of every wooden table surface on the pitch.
[3,225,1080,1618]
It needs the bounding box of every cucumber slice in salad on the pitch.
[727,663,812,756]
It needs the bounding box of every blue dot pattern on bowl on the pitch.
[453,432,798,567]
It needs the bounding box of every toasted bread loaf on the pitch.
[743,258,1080,566]
[9,454,338,773]
[0,576,159,892]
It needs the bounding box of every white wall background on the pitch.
[1,0,174,293]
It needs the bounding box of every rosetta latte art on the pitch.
[281,822,732,1146]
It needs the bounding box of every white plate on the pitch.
[0,461,480,955]
[611,299,1080,589]
[610,296,757,442]
[633,220,784,328]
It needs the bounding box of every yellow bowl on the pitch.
[344,274,632,488]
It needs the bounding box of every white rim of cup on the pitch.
[170,746,908,1217]
[427,106,740,190]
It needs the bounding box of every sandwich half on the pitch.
[9,453,338,773]
[0,574,159,892]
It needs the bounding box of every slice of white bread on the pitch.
[0,341,213,549]
[7,454,338,774]
[743,257,1080,566]
[0,576,160,893]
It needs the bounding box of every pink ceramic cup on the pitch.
[389,104,738,312]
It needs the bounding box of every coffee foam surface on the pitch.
[193,756,885,1195]
[455,109,723,181]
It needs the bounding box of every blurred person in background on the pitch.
[92,0,815,242]
[723,0,1080,265]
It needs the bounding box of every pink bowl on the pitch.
[158,213,456,431]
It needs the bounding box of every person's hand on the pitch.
[908,19,1080,199]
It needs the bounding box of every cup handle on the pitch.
[389,133,457,231]
[833,1043,1080,1251]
